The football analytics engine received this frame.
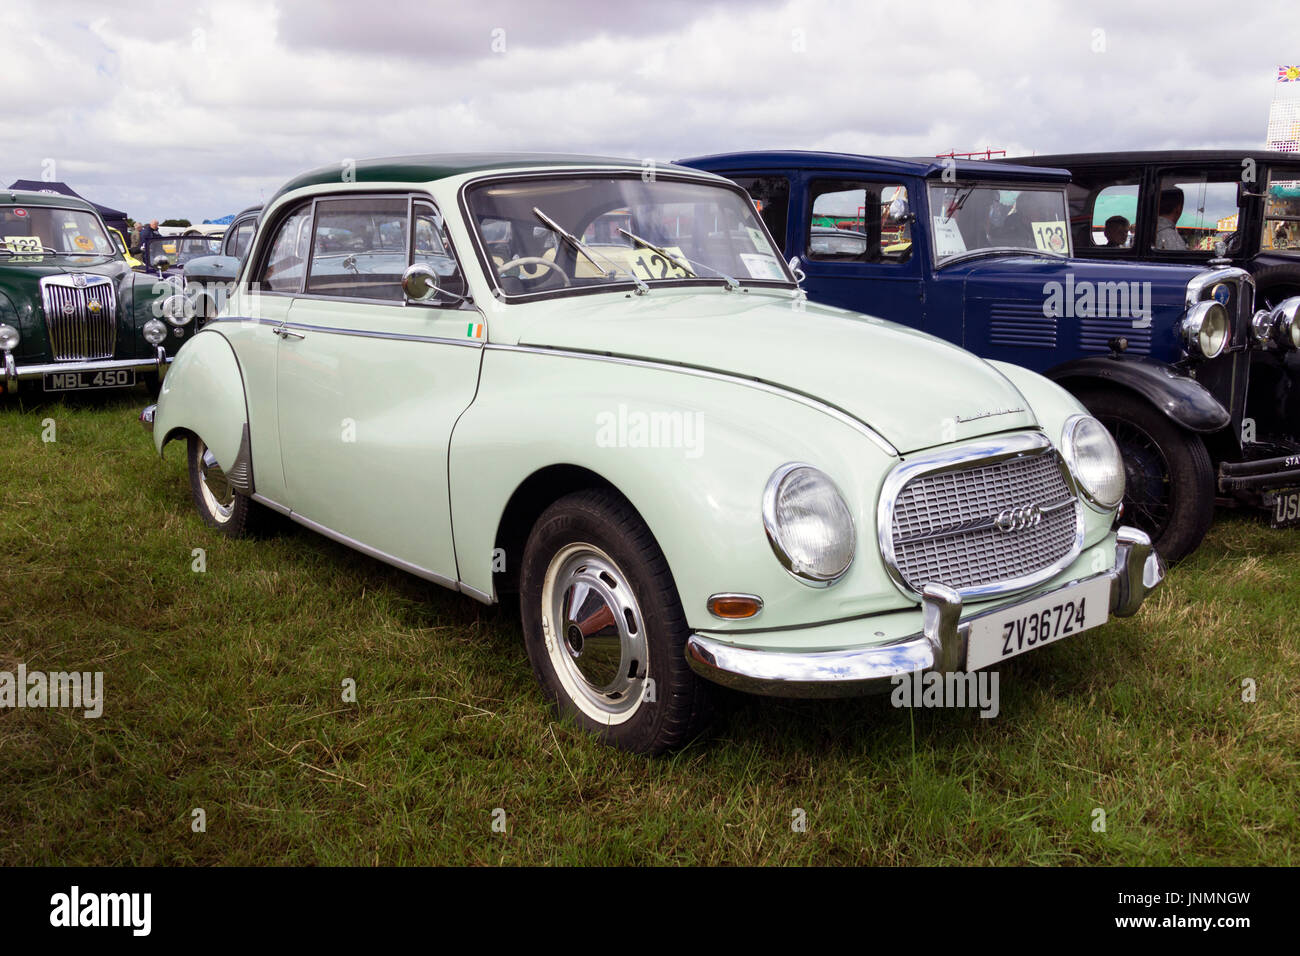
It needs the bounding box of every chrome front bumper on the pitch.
[685,526,1164,698]
[2,347,171,393]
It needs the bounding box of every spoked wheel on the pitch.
[520,489,712,754]
[187,434,263,537]
[1076,390,1215,563]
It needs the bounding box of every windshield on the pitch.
[465,174,793,296]
[927,183,1072,263]
[1262,168,1300,254]
[146,235,224,267]
[0,204,115,256]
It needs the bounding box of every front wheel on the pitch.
[187,434,263,537]
[1075,389,1214,563]
[519,490,712,754]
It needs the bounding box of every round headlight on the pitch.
[0,323,19,351]
[1181,301,1229,358]
[1273,297,1300,350]
[762,463,855,585]
[1063,415,1125,510]
[142,319,167,345]
[160,294,192,326]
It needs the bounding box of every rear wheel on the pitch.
[1074,389,1214,563]
[187,434,262,537]
[519,489,712,754]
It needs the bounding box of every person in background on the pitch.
[1154,188,1187,250]
[1103,215,1130,248]
[135,219,160,256]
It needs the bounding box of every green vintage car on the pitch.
[0,189,195,395]
[141,154,1164,753]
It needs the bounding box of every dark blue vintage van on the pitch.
[681,150,1300,562]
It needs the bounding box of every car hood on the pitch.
[507,289,1039,454]
[952,255,1202,297]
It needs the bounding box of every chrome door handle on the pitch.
[272,324,305,340]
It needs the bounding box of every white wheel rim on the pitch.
[196,439,235,523]
[540,542,649,725]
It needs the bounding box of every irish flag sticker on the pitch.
[466,322,484,339]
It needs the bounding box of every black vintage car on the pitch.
[1014,149,1300,524]
[0,189,192,396]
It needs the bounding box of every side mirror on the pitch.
[787,255,806,284]
[153,255,170,274]
[887,196,911,223]
[402,263,466,306]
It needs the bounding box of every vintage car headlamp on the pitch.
[0,323,19,351]
[1181,300,1229,358]
[1062,415,1125,510]
[160,294,192,327]
[762,463,855,585]
[142,319,168,346]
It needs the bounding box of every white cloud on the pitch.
[0,0,1296,221]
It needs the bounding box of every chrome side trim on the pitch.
[249,493,460,591]
[205,315,483,349]
[139,403,156,434]
[876,431,1084,602]
[484,342,899,456]
[685,526,1164,698]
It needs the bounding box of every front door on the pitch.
[274,194,482,585]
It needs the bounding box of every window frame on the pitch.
[804,178,913,265]
[249,190,467,308]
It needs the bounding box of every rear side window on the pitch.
[227,219,256,259]
[257,204,313,293]
[732,175,791,252]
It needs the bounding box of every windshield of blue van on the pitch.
[927,183,1072,263]
[465,174,795,297]
[0,205,115,257]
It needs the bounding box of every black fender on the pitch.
[1047,355,1230,434]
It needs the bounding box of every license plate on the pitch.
[43,369,137,392]
[965,576,1110,671]
[1267,487,1300,528]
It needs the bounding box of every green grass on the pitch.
[1,391,1297,865]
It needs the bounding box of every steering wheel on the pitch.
[499,256,570,287]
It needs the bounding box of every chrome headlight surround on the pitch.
[142,319,168,346]
[1181,300,1230,359]
[1251,296,1300,351]
[762,462,856,587]
[0,323,19,351]
[1061,414,1125,511]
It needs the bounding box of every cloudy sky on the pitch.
[2,0,1297,222]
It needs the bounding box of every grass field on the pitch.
[1,390,1297,865]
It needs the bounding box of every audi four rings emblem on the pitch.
[994,504,1042,532]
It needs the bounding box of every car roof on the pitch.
[1011,148,1300,167]
[678,149,1071,183]
[1,188,99,212]
[269,153,709,205]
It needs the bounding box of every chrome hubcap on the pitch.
[197,441,235,522]
[541,544,648,723]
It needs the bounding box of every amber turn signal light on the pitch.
[707,593,764,619]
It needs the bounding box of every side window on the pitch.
[1262,167,1300,251]
[1152,174,1241,253]
[228,220,255,260]
[807,180,912,263]
[1087,182,1139,249]
[258,204,313,293]
[412,200,466,301]
[732,176,791,252]
[305,197,408,301]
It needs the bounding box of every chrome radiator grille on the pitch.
[886,446,1080,595]
[39,274,117,361]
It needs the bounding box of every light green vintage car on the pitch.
[141,154,1164,754]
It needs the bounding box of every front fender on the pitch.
[152,330,250,478]
[1047,355,1230,433]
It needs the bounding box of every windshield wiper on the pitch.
[941,186,976,222]
[0,244,59,256]
[532,207,649,295]
[616,227,742,291]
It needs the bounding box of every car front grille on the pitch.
[39,274,117,361]
[885,442,1080,596]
